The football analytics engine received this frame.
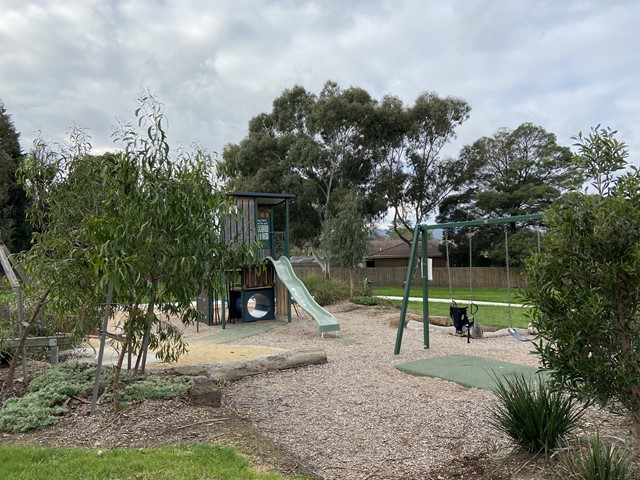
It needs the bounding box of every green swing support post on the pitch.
[285,198,292,324]
[394,213,543,355]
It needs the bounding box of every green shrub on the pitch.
[488,373,585,453]
[350,296,394,307]
[100,375,194,404]
[0,362,194,433]
[0,394,67,433]
[301,273,349,306]
[557,434,633,480]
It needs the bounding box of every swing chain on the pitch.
[468,230,473,306]
[444,230,454,303]
[504,225,513,328]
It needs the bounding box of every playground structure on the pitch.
[394,213,543,354]
[197,192,339,334]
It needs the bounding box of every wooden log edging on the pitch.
[165,348,328,382]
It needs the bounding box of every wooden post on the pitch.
[48,338,58,365]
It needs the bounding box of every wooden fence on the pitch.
[292,265,528,289]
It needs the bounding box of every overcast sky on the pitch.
[2,0,639,164]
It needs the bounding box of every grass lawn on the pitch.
[0,444,309,480]
[374,286,533,330]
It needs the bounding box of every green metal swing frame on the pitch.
[393,213,543,355]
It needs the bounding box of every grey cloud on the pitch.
[0,0,638,162]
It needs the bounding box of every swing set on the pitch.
[394,213,543,355]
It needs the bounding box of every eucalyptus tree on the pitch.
[437,123,581,267]
[90,95,252,401]
[19,95,251,406]
[372,92,473,245]
[220,81,382,273]
[321,193,370,295]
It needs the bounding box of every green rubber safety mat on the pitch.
[395,354,542,390]
[197,321,283,344]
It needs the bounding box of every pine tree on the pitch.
[0,100,30,252]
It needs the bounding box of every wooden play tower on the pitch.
[197,192,296,327]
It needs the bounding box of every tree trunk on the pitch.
[311,248,329,278]
[138,282,157,375]
[112,300,141,410]
[633,407,640,452]
[6,287,50,387]
[111,334,129,409]
[617,311,640,450]
[6,322,30,388]
[91,281,113,414]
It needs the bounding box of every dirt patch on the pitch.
[148,344,285,368]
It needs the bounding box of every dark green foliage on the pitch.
[0,100,30,252]
[523,127,640,441]
[220,81,383,252]
[301,273,349,306]
[488,373,584,453]
[524,190,640,438]
[438,123,580,267]
[322,193,370,273]
[0,362,194,433]
[557,435,633,480]
[378,92,472,244]
[322,193,370,295]
[350,296,393,307]
[219,81,472,256]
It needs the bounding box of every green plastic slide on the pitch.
[266,256,340,334]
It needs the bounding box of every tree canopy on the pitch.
[219,81,474,269]
[321,192,370,294]
[220,81,382,252]
[437,123,582,267]
[374,92,473,245]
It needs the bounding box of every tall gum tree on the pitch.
[220,81,382,273]
[437,123,582,267]
[373,92,473,246]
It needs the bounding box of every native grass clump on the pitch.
[0,362,194,432]
[488,373,585,453]
[557,434,634,480]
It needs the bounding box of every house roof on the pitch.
[367,239,442,259]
